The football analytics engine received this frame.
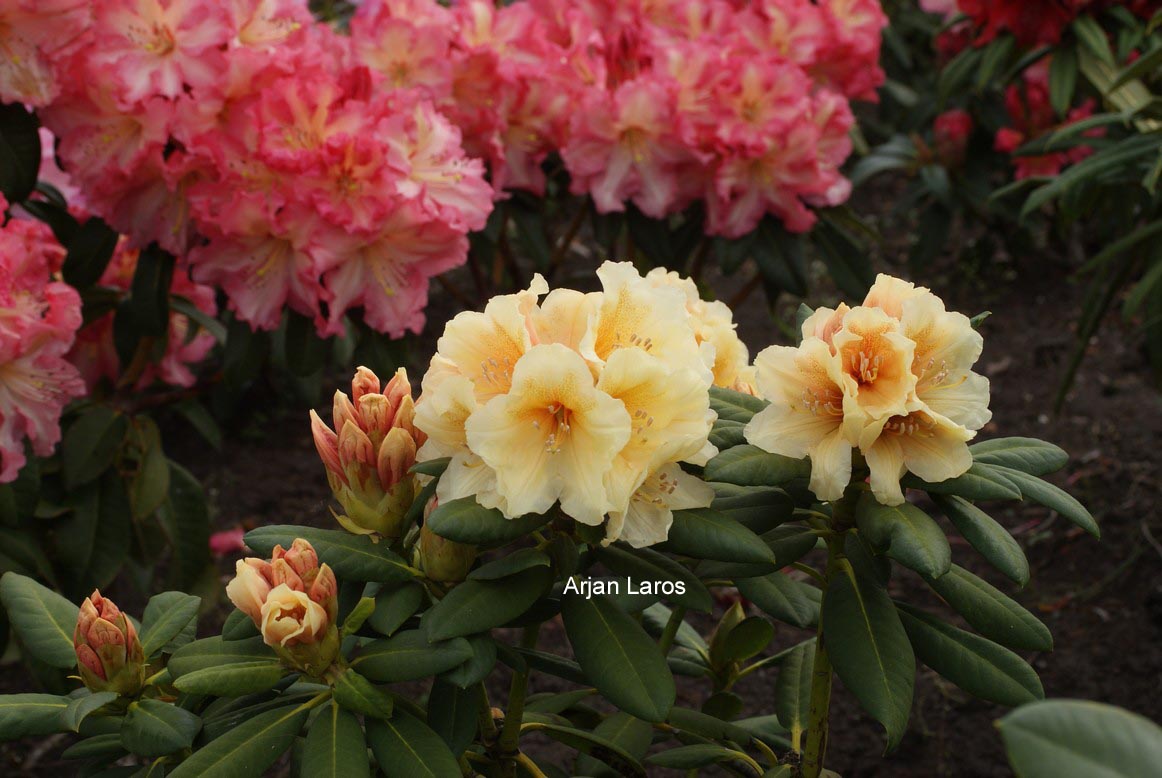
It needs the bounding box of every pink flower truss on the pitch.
[0,196,86,483]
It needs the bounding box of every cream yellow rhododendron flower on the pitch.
[746,273,991,506]
[414,261,720,547]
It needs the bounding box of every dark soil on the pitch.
[3,218,1160,777]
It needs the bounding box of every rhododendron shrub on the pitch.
[0,265,1098,776]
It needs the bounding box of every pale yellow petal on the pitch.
[808,426,853,502]
[863,434,907,506]
[921,370,991,431]
[863,273,930,319]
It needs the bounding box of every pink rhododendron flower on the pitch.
[933,109,973,168]
[0,199,86,483]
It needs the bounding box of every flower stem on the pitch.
[801,531,847,778]
[498,623,541,777]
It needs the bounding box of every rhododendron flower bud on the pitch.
[416,511,477,585]
[933,109,972,168]
[311,367,425,539]
[74,591,145,696]
[226,539,340,676]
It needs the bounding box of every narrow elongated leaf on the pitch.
[934,495,1029,586]
[0,694,70,739]
[302,702,370,778]
[646,745,755,770]
[662,508,776,565]
[351,630,474,682]
[903,462,1021,501]
[736,573,820,629]
[563,593,675,722]
[511,647,586,685]
[160,462,211,590]
[926,565,1052,652]
[822,565,914,751]
[368,582,424,637]
[440,633,497,688]
[969,438,1068,476]
[331,669,394,718]
[168,636,285,695]
[421,567,550,640]
[704,445,810,487]
[708,386,767,424]
[366,710,461,778]
[898,604,1042,707]
[0,103,40,202]
[427,679,477,756]
[523,722,646,777]
[597,545,712,611]
[575,712,653,778]
[989,467,1099,537]
[467,548,549,581]
[855,494,951,579]
[169,703,308,778]
[244,526,416,583]
[64,692,118,732]
[139,592,201,658]
[775,639,815,746]
[0,572,79,668]
[708,483,795,533]
[63,407,129,490]
[424,497,550,545]
[121,699,202,757]
[999,700,1162,778]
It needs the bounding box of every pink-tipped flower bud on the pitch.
[225,539,340,676]
[74,591,145,696]
[311,367,424,539]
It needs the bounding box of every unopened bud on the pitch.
[74,591,145,696]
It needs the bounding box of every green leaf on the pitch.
[302,702,370,778]
[989,467,1099,538]
[661,508,776,565]
[331,668,394,718]
[63,691,118,732]
[897,604,1042,707]
[969,438,1068,476]
[172,401,223,450]
[708,386,767,424]
[0,572,79,668]
[62,732,125,760]
[243,526,417,583]
[421,566,550,640]
[903,462,1022,501]
[129,417,170,520]
[159,462,211,590]
[822,564,914,751]
[926,564,1052,652]
[222,609,259,641]
[168,637,286,695]
[736,574,820,629]
[1074,16,1115,66]
[121,699,202,757]
[563,593,676,723]
[855,493,951,579]
[934,495,1029,586]
[708,483,795,534]
[0,103,41,202]
[1049,45,1079,118]
[775,639,814,745]
[139,592,201,658]
[999,699,1162,778]
[340,597,376,637]
[646,744,755,770]
[467,548,550,580]
[410,457,450,477]
[351,630,474,683]
[523,722,646,777]
[596,545,712,611]
[0,696,68,738]
[427,679,477,757]
[703,445,810,487]
[511,647,586,685]
[366,710,461,778]
[721,616,774,662]
[126,246,174,337]
[62,217,119,290]
[575,712,652,778]
[168,702,309,778]
[62,407,129,490]
[526,689,596,715]
[367,582,424,637]
[424,497,550,546]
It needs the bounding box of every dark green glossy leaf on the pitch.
[736,573,820,629]
[0,572,78,668]
[121,699,202,757]
[424,497,550,546]
[421,567,550,640]
[934,495,1029,586]
[704,445,810,488]
[302,702,370,778]
[331,668,394,718]
[662,508,775,565]
[855,493,951,579]
[244,526,416,583]
[63,407,129,490]
[366,710,461,778]
[139,592,201,658]
[970,438,1068,476]
[925,565,1052,652]
[0,693,70,739]
[168,703,308,778]
[597,545,712,611]
[523,722,646,777]
[351,630,474,683]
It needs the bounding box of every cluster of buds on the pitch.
[74,591,145,696]
[415,498,477,585]
[311,367,425,539]
[226,540,340,677]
